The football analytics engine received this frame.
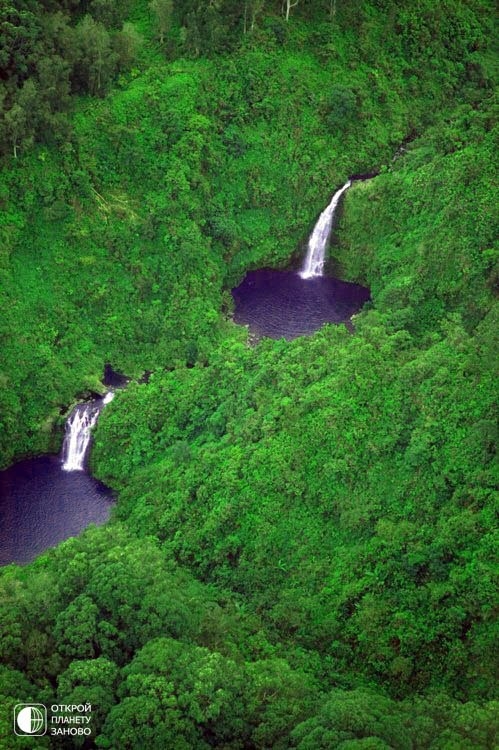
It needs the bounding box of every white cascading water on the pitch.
[62,392,114,472]
[300,180,351,279]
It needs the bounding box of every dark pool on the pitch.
[232,269,370,340]
[0,455,113,565]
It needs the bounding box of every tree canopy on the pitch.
[0,0,497,747]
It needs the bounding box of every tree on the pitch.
[291,689,410,749]
[90,0,132,29]
[3,80,38,157]
[246,659,318,749]
[114,22,142,70]
[149,0,173,45]
[244,0,264,33]
[98,638,249,749]
[54,595,99,659]
[0,5,40,82]
[57,658,119,738]
[73,15,117,96]
[4,102,26,159]
[97,693,201,750]
[283,0,299,22]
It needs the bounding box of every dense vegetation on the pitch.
[1,0,497,747]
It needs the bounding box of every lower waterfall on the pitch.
[61,392,114,472]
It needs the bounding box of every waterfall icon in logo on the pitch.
[14,704,47,736]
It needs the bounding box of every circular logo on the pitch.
[14,705,46,736]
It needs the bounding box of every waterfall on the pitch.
[300,180,351,279]
[62,392,114,472]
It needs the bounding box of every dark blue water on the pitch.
[232,269,370,340]
[103,363,130,388]
[0,455,113,565]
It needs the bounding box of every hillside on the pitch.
[0,1,497,748]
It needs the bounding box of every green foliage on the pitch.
[336,105,497,336]
[149,0,172,45]
[0,0,140,158]
[291,689,499,749]
[103,640,318,750]
[1,0,494,464]
[0,0,497,746]
[324,84,358,131]
[92,304,497,699]
[291,689,410,749]
[57,657,119,738]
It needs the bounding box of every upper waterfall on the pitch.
[300,180,351,279]
[62,392,114,472]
